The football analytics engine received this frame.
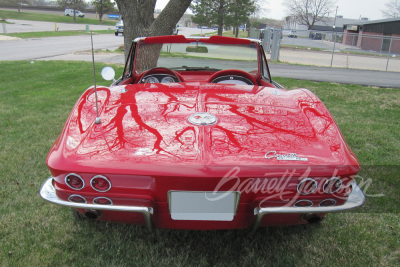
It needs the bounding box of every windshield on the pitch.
[134,41,259,74]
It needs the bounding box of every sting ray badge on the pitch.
[265,151,308,161]
[188,112,218,126]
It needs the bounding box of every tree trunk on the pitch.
[235,26,239,38]
[217,0,225,36]
[116,0,193,59]
[99,0,103,23]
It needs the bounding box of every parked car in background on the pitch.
[64,9,85,18]
[310,32,322,40]
[288,30,297,38]
[40,35,365,231]
[115,20,123,36]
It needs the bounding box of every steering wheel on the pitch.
[208,69,257,85]
[137,67,183,84]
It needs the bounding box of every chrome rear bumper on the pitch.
[40,178,365,232]
[252,181,366,231]
[39,177,153,230]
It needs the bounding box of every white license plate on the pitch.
[169,191,240,221]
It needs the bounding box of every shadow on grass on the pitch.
[56,214,323,266]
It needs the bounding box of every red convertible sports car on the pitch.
[40,35,365,230]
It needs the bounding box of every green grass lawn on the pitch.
[0,9,116,26]
[0,60,399,266]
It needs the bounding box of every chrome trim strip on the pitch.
[133,36,262,44]
[40,177,153,231]
[133,37,146,43]
[253,181,365,231]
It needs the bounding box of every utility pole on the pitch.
[330,6,338,67]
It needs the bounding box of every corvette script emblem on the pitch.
[188,112,218,126]
[265,151,308,161]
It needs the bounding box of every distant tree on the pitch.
[191,0,256,36]
[382,0,400,18]
[190,0,227,36]
[253,0,269,18]
[92,0,115,22]
[114,0,193,59]
[189,0,213,29]
[284,0,336,30]
[226,0,256,37]
[58,0,86,22]
[284,15,297,29]
[1,0,32,13]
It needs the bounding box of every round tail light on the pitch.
[65,173,85,190]
[294,200,313,207]
[319,199,336,207]
[323,177,342,194]
[90,175,111,192]
[68,194,87,203]
[297,178,318,195]
[93,197,113,205]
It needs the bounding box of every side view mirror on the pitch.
[101,66,116,81]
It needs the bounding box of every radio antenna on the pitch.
[90,32,101,124]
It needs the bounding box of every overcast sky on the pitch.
[155,0,391,21]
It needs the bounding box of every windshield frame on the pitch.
[124,35,272,83]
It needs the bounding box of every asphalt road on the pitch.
[1,23,399,88]
[0,34,123,60]
[268,64,400,88]
[0,7,101,20]
[39,51,400,88]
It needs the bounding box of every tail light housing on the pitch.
[68,194,87,203]
[323,177,342,194]
[93,197,113,205]
[65,173,85,190]
[319,199,336,207]
[297,178,317,195]
[90,175,111,192]
[294,200,313,207]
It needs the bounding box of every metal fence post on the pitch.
[263,28,272,53]
[386,36,393,71]
[270,29,281,61]
[249,28,258,39]
[2,23,7,34]
[330,30,337,67]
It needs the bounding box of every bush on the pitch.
[186,46,208,53]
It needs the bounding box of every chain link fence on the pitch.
[257,29,400,72]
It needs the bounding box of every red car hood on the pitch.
[47,82,359,177]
